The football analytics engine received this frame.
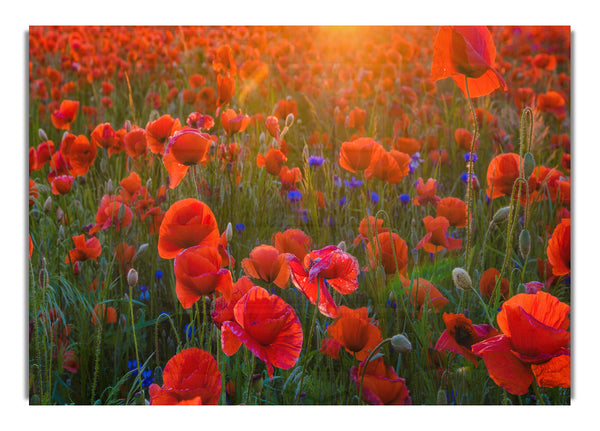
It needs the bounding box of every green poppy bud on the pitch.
[519,229,531,259]
[452,268,472,291]
[437,389,447,405]
[391,334,412,353]
[492,206,511,225]
[523,152,535,178]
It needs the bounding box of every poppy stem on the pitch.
[128,284,143,398]
[463,76,478,272]
[295,277,321,403]
[245,354,255,405]
[532,381,547,405]
[358,338,392,405]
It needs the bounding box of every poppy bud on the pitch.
[57,224,65,242]
[388,291,396,302]
[136,243,149,258]
[124,120,132,133]
[73,261,81,275]
[517,283,527,294]
[38,128,48,142]
[38,257,49,289]
[106,179,113,195]
[62,131,70,142]
[518,229,531,258]
[437,389,447,405]
[337,241,347,252]
[523,152,535,178]
[146,177,152,191]
[43,196,53,213]
[452,267,472,291]
[391,334,412,353]
[251,374,264,393]
[223,222,232,243]
[153,366,163,387]
[118,202,126,222]
[127,268,138,287]
[56,207,65,223]
[492,206,511,225]
[285,113,295,128]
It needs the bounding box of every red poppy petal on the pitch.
[221,321,243,356]
[531,354,571,389]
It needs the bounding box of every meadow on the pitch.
[27,25,571,406]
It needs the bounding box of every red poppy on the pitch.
[50,174,74,195]
[338,137,383,173]
[350,357,411,405]
[278,166,302,194]
[434,313,498,366]
[119,171,142,202]
[547,218,570,277]
[401,277,449,316]
[256,148,287,176]
[113,242,136,275]
[345,107,367,135]
[158,198,220,259]
[353,216,388,247]
[327,306,382,361]
[216,74,235,109]
[436,197,468,228]
[392,137,421,155]
[364,149,410,184]
[415,216,462,254]
[211,276,255,328]
[537,91,567,120]
[413,178,440,206]
[60,133,97,177]
[123,127,148,159]
[212,45,237,76]
[287,245,360,318]
[149,348,222,405]
[367,231,408,276]
[51,99,79,130]
[472,292,570,395]
[320,337,342,360]
[66,234,102,264]
[89,194,133,235]
[430,26,507,98]
[265,116,280,141]
[90,123,116,151]
[272,228,313,262]
[479,267,509,300]
[35,140,55,170]
[145,114,181,154]
[220,109,250,135]
[485,153,523,199]
[454,128,479,152]
[163,128,213,189]
[274,99,298,120]
[220,286,303,379]
[91,304,117,326]
[242,245,290,289]
[187,112,215,130]
[174,245,233,309]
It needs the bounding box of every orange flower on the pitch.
[364,150,410,184]
[29,179,38,206]
[163,128,213,189]
[353,216,388,247]
[402,277,449,315]
[90,123,116,151]
[221,286,303,379]
[338,137,384,173]
[51,174,74,195]
[367,231,408,276]
[434,313,498,366]
[174,245,233,309]
[158,198,220,259]
[34,140,55,171]
[345,107,367,135]
[256,148,287,176]
[436,197,468,228]
[320,337,342,360]
[242,245,290,288]
[60,133,97,177]
[537,91,566,120]
[479,267,509,300]
[393,137,421,155]
[271,228,313,261]
[51,99,79,130]
[113,242,136,275]
[265,116,280,141]
[472,292,570,395]
[212,45,237,76]
[220,109,250,135]
[89,194,133,235]
[145,114,181,154]
[485,153,524,199]
[211,276,255,328]
[123,127,148,158]
[119,171,142,202]
[91,304,117,326]
[430,26,507,98]
[327,306,382,361]
[547,218,570,276]
[66,234,102,264]
[415,216,462,254]
[217,74,235,109]
[454,128,479,152]
[413,177,440,206]
[278,166,302,194]
[274,99,298,120]
[149,348,222,405]
[350,357,411,405]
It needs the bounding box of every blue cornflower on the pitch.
[308,155,324,167]
[333,175,342,188]
[370,191,379,204]
[184,323,197,340]
[236,223,245,233]
[287,190,302,202]
[464,152,478,162]
[139,285,149,301]
[399,193,411,204]
[339,196,347,207]
[141,370,153,388]
[460,172,477,183]
[345,176,363,189]
[154,270,163,280]
[409,152,423,173]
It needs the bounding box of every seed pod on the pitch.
[43,196,53,213]
[523,152,535,178]
[492,206,511,225]
[127,268,138,287]
[336,241,347,252]
[518,229,531,258]
[106,179,113,195]
[136,243,149,259]
[285,113,295,128]
[38,128,49,142]
[517,283,528,294]
[225,222,233,242]
[452,268,472,291]
[391,334,412,353]
[436,389,448,405]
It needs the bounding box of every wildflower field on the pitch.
[25,20,576,412]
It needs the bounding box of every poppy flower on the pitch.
[320,337,342,360]
[35,140,55,170]
[338,137,384,173]
[430,26,507,98]
[547,218,570,276]
[537,91,567,120]
[479,267,509,300]
[187,112,215,130]
[212,45,237,76]
[158,198,220,259]
[436,197,468,228]
[114,242,136,275]
[220,286,303,379]
[123,127,148,159]
[174,245,233,309]
[272,228,313,261]
[434,313,498,366]
[353,216,388,247]
[265,116,280,141]
[485,153,523,199]
[454,128,479,152]
[60,133,97,177]
[145,114,181,154]
[149,348,222,405]
[211,276,255,328]
[472,292,570,395]
[256,148,287,176]
[345,107,367,135]
[274,99,298,120]
[220,109,250,135]
[401,277,449,316]
[241,245,290,289]
[413,177,440,206]
[415,216,462,254]
[216,74,235,110]
[287,245,360,318]
[278,166,302,194]
[364,150,410,184]
[350,357,411,405]
[66,234,102,264]
[50,174,74,195]
[51,99,79,130]
[90,123,116,151]
[393,137,421,155]
[367,231,408,276]
[163,128,213,189]
[89,194,133,235]
[119,171,142,202]
[327,306,382,361]
[91,304,117,326]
